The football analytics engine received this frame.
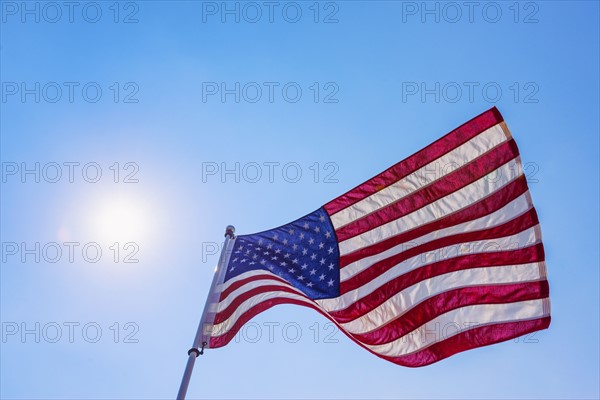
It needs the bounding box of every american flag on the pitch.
[200,107,551,367]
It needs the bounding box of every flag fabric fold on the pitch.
[201,107,550,367]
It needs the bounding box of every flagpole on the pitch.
[177,225,235,400]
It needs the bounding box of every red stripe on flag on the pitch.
[219,273,289,302]
[324,107,504,216]
[214,284,300,325]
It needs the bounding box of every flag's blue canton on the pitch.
[224,207,340,300]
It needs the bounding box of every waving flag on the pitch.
[200,107,550,367]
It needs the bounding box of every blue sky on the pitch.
[1,1,598,398]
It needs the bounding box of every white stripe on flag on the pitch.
[217,270,276,293]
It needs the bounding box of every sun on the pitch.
[91,194,149,244]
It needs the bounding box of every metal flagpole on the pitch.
[177,225,236,400]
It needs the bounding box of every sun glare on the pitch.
[91,195,150,244]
